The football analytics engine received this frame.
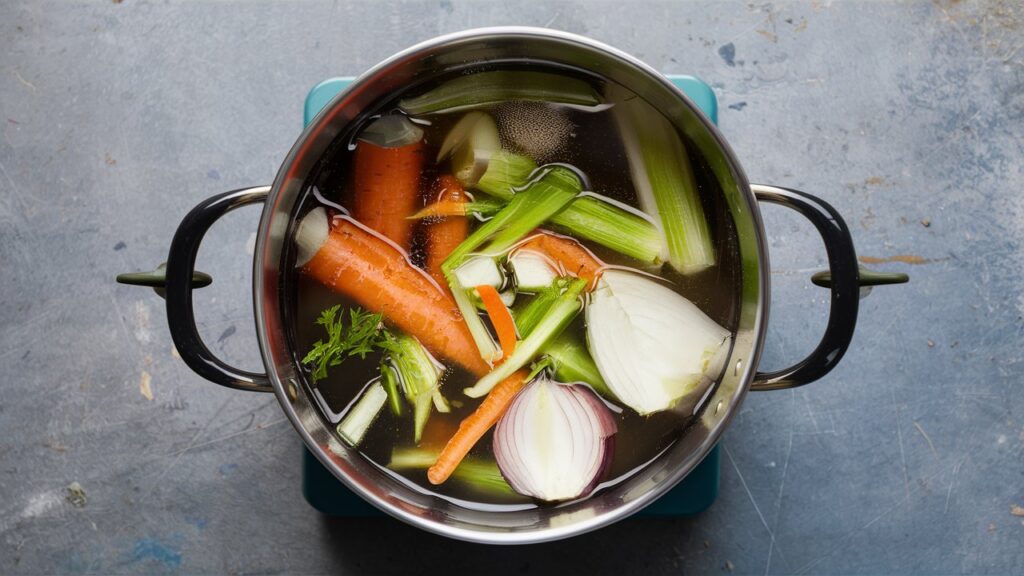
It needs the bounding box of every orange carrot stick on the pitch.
[424,175,469,285]
[475,284,517,360]
[427,370,528,485]
[519,230,605,287]
[351,138,425,249]
[303,218,490,376]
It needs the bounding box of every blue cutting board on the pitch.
[301,75,721,518]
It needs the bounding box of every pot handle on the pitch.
[149,186,274,393]
[750,184,907,391]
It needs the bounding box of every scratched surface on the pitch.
[1,1,1022,574]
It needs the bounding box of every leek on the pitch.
[337,381,387,447]
[398,71,602,115]
[388,448,517,497]
[379,332,443,442]
[613,95,715,274]
[464,279,586,398]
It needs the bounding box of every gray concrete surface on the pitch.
[1,1,1022,574]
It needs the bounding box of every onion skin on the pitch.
[493,377,617,502]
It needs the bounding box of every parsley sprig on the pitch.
[301,305,386,383]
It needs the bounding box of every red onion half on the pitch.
[493,376,617,502]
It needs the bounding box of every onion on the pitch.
[586,269,731,415]
[357,115,424,148]
[493,376,617,502]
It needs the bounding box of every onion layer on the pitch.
[493,376,616,502]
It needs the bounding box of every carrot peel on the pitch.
[476,284,517,360]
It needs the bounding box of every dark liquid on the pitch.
[287,64,740,509]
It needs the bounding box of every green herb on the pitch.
[301,305,386,383]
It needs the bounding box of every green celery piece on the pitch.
[443,166,582,274]
[474,151,538,200]
[380,332,441,442]
[550,196,663,264]
[473,153,663,265]
[512,280,566,336]
[545,333,616,401]
[380,363,403,417]
[337,382,387,447]
[464,279,586,398]
[614,96,715,274]
[388,448,517,497]
[448,274,500,363]
[398,71,601,115]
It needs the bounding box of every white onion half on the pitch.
[493,377,617,502]
[586,269,731,416]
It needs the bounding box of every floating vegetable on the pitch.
[337,381,388,447]
[398,71,602,115]
[493,376,616,501]
[378,332,445,443]
[586,269,731,415]
[297,213,490,376]
[389,448,517,497]
[423,175,471,285]
[351,115,426,249]
[464,278,585,398]
[428,370,530,485]
[508,249,558,292]
[613,94,715,274]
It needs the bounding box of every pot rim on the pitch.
[252,26,769,544]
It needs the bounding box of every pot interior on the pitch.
[254,28,767,543]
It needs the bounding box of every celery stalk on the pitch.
[398,71,601,115]
[464,279,586,398]
[613,96,715,274]
[389,448,517,497]
[337,382,387,447]
[380,363,403,417]
[474,151,538,200]
[474,152,663,264]
[448,274,500,363]
[380,333,443,442]
[550,196,663,264]
[545,334,616,401]
[442,166,582,273]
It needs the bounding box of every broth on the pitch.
[287,64,740,509]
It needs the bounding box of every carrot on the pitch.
[303,217,490,376]
[427,370,529,485]
[519,230,605,287]
[475,284,517,360]
[411,200,470,220]
[351,138,425,249]
[424,175,469,284]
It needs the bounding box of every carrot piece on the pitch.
[475,284,517,360]
[424,175,469,284]
[519,230,605,287]
[303,218,490,376]
[411,200,470,220]
[351,139,425,249]
[427,370,529,485]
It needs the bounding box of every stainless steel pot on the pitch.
[118,27,906,544]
